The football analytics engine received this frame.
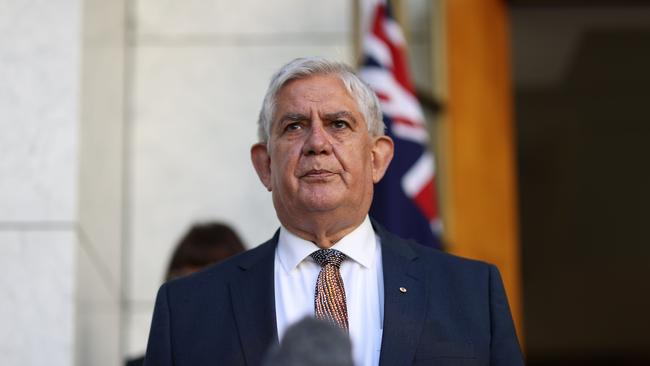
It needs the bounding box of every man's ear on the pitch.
[251,142,273,191]
[371,135,394,183]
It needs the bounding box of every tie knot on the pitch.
[310,249,346,268]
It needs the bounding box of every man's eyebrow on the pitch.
[323,111,357,122]
[278,113,309,122]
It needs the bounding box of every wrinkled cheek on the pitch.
[338,171,356,188]
[270,158,287,188]
[273,171,298,199]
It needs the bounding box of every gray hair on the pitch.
[257,56,385,143]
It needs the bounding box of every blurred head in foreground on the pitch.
[165,222,246,281]
[263,317,354,366]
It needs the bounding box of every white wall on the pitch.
[0,0,80,365]
[124,0,354,358]
[0,0,126,365]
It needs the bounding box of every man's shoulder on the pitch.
[376,225,493,276]
[408,236,488,267]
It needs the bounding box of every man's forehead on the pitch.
[276,76,359,112]
[278,75,348,98]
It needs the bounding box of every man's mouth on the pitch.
[301,169,336,180]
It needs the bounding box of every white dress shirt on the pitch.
[274,216,384,366]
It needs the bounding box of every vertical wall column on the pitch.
[0,1,80,365]
[0,0,126,365]
[76,0,126,365]
[445,0,523,340]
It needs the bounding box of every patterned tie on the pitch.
[310,249,349,331]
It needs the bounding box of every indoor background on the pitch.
[1,0,648,365]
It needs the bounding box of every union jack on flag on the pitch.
[359,0,442,248]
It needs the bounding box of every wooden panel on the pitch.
[445,0,524,342]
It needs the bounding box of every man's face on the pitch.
[251,75,393,232]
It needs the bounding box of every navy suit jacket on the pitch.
[143,222,524,366]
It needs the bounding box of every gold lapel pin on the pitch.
[399,287,407,293]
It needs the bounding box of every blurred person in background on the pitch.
[126,222,246,366]
[164,222,246,281]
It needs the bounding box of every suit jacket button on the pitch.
[399,287,407,293]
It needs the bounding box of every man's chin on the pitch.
[301,201,340,213]
[297,194,345,214]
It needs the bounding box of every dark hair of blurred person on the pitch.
[126,222,246,366]
[263,317,354,366]
[165,222,246,281]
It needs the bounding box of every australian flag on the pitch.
[359,0,442,248]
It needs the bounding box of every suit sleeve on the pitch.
[488,264,525,366]
[143,283,174,366]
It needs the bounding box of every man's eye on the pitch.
[332,120,349,129]
[285,122,302,131]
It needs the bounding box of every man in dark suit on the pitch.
[143,57,524,366]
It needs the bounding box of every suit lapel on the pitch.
[376,225,428,366]
[229,233,279,366]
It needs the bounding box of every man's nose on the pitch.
[302,122,332,155]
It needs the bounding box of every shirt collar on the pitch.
[276,216,377,274]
